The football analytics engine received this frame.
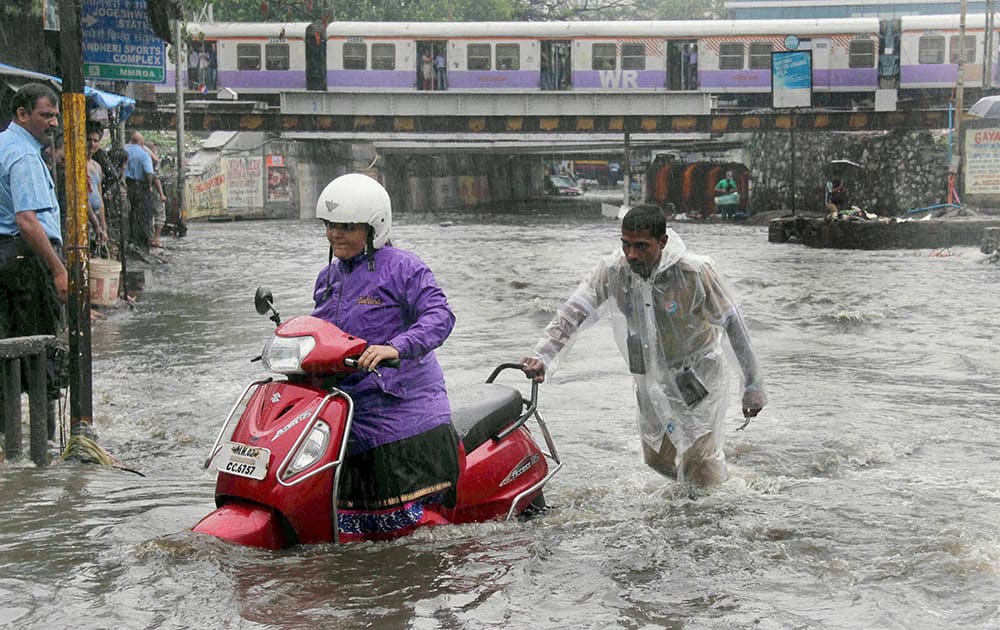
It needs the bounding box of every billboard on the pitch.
[771,50,812,109]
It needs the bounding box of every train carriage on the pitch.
[899,14,995,90]
[162,22,311,95]
[154,16,996,109]
[691,19,880,98]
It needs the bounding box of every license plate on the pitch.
[217,441,270,480]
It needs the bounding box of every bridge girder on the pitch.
[128,108,953,135]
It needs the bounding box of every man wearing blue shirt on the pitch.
[124,131,155,250]
[0,83,67,331]
[0,83,67,433]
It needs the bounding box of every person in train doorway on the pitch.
[421,50,434,91]
[311,173,460,537]
[435,50,447,90]
[687,44,699,89]
[520,205,767,491]
[825,170,848,215]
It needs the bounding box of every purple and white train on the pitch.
[164,15,998,107]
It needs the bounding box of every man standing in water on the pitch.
[521,205,767,488]
[0,83,67,435]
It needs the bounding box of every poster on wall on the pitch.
[224,155,264,210]
[188,163,226,219]
[964,127,1000,195]
[771,50,812,109]
[266,155,291,201]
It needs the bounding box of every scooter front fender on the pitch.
[193,500,294,550]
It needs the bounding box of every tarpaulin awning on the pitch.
[0,61,136,121]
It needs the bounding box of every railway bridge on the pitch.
[132,89,954,135]
[128,90,970,218]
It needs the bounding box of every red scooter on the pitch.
[193,288,561,548]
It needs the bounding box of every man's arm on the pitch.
[522,258,612,381]
[723,307,766,417]
[15,211,67,302]
[153,174,166,201]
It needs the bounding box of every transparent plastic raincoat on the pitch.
[532,229,766,464]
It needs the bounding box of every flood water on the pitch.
[2,209,999,629]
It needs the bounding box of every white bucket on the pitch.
[90,257,121,307]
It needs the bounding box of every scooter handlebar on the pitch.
[344,357,402,370]
[487,363,540,441]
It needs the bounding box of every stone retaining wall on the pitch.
[746,130,964,216]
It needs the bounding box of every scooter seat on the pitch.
[450,383,524,453]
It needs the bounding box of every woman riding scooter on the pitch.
[311,173,459,538]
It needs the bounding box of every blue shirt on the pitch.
[124,143,154,181]
[0,122,62,243]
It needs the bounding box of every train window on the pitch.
[719,42,745,70]
[468,44,491,70]
[918,35,946,64]
[622,43,646,70]
[372,43,395,70]
[236,44,261,71]
[848,40,875,68]
[497,44,520,70]
[343,43,367,70]
[592,44,616,70]
[950,35,976,63]
[749,42,772,69]
[265,43,290,71]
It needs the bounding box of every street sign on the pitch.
[82,0,165,83]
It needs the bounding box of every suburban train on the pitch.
[163,14,997,107]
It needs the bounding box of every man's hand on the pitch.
[742,388,765,419]
[520,357,546,383]
[52,265,68,303]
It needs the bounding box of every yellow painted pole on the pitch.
[59,0,95,438]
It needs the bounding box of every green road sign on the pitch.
[82,0,166,84]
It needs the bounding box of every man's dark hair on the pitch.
[622,204,666,238]
[11,83,59,117]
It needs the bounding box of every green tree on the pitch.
[201,0,518,21]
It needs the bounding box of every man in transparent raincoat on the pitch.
[521,205,767,487]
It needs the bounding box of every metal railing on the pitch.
[0,335,59,466]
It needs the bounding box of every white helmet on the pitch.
[315,173,392,249]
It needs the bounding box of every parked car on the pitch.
[545,175,583,196]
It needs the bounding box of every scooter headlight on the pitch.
[286,420,331,477]
[261,335,316,375]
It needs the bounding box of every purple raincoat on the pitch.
[312,245,455,454]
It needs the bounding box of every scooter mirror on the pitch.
[254,286,274,316]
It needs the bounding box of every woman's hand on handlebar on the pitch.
[359,344,400,371]
[520,357,546,383]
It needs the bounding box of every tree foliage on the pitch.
[193,0,721,22]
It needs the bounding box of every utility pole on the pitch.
[57,0,95,438]
[174,14,186,230]
[622,132,631,209]
[985,0,996,91]
[954,0,968,199]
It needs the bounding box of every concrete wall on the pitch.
[746,130,960,216]
[382,152,543,213]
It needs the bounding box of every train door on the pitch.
[807,38,830,91]
[541,41,571,90]
[416,41,448,90]
[305,22,326,91]
[667,40,696,90]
